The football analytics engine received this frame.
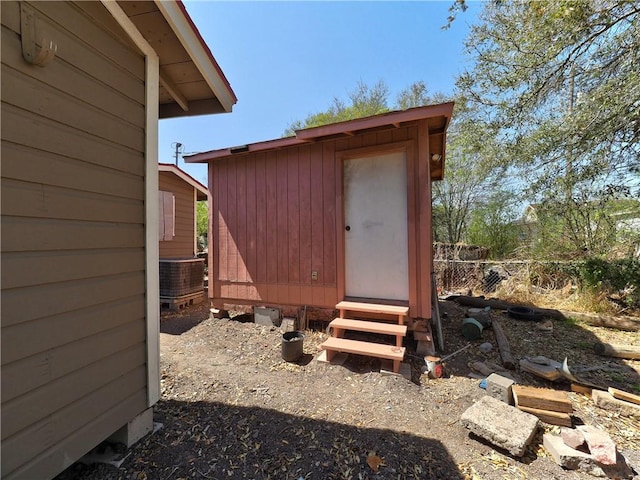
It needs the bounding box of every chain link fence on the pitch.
[433,259,532,295]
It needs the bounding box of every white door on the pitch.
[344,151,409,300]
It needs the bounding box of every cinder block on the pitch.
[108,407,153,448]
[460,395,539,457]
[543,433,593,470]
[486,373,515,404]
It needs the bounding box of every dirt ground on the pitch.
[58,300,639,480]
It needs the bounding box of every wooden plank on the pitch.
[2,142,143,200]
[226,160,238,282]
[322,142,337,284]
[245,156,257,284]
[1,27,144,124]
[1,296,144,364]
[1,249,143,290]
[1,370,146,477]
[310,144,325,285]
[319,337,405,361]
[265,151,278,285]
[276,150,289,284]
[215,162,228,281]
[571,383,593,396]
[492,319,516,370]
[2,63,144,151]
[594,343,640,360]
[254,153,268,284]
[2,320,145,406]
[1,272,145,327]
[0,217,144,253]
[329,318,408,336]
[336,301,409,316]
[516,405,572,427]
[298,146,312,286]
[1,104,144,177]
[287,148,300,284]
[236,157,247,284]
[512,385,573,413]
[2,178,143,224]
[519,357,562,381]
[608,387,640,406]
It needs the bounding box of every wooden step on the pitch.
[320,337,405,361]
[336,301,409,317]
[329,318,407,337]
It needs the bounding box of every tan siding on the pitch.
[0,2,149,478]
[158,172,197,258]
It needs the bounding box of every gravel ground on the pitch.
[56,300,639,480]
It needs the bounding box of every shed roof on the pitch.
[159,163,209,200]
[118,0,237,118]
[185,103,454,179]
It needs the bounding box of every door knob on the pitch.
[345,225,351,231]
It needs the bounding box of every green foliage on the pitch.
[196,201,208,252]
[579,258,640,307]
[457,0,639,249]
[465,190,519,259]
[284,80,391,136]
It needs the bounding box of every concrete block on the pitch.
[578,425,617,465]
[280,318,295,332]
[460,395,539,457]
[543,433,593,470]
[592,389,640,417]
[486,373,515,404]
[109,407,153,448]
[561,427,586,450]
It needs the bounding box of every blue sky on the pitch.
[159,1,483,184]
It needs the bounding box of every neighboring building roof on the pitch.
[119,0,237,118]
[159,163,209,200]
[184,103,454,179]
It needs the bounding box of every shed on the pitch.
[0,1,236,479]
[187,104,453,324]
[158,163,209,310]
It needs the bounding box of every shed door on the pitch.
[344,152,409,300]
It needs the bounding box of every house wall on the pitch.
[209,123,435,318]
[1,2,149,478]
[159,171,198,259]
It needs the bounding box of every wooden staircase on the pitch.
[319,301,408,373]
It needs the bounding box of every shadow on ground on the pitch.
[58,400,464,480]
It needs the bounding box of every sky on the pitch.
[158,1,483,184]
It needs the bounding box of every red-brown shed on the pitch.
[187,103,453,323]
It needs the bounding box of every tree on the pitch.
[284,80,390,136]
[196,200,208,252]
[458,1,639,191]
[466,189,520,259]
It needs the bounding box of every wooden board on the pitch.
[329,318,407,336]
[519,358,562,381]
[336,301,409,316]
[512,385,573,413]
[516,405,572,427]
[319,337,405,361]
[608,387,640,406]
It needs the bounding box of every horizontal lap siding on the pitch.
[1,2,147,479]
[211,126,422,311]
[159,173,197,259]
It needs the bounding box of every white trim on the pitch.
[154,1,235,113]
[101,1,161,407]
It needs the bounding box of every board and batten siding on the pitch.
[1,2,148,478]
[210,124,434,316]
[159,171,198,259]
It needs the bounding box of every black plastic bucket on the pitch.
[281,331,305,362]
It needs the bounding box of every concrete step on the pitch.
[329,318,407,337]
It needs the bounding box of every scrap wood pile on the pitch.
[438,298,640,477]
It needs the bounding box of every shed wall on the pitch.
[1,2,148,478]
[209,125,434,317]
[159,171,198,259]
